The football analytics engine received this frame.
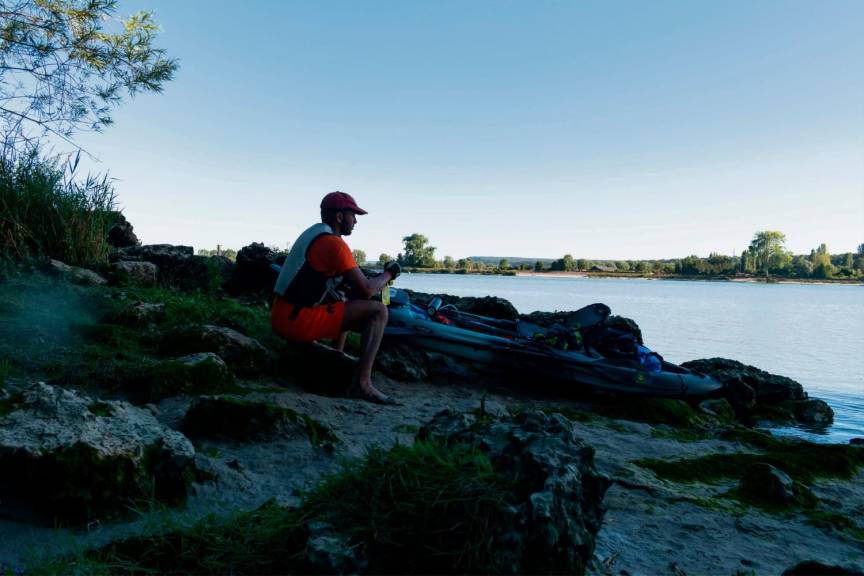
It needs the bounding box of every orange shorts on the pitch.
[271,297,346,342]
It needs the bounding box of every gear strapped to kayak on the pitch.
[382,288,722,398]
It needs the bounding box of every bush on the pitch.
[0,144,117,267]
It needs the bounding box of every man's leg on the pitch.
[334,332,348,352]
[340,300,389,399]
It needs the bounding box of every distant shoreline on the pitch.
[512,271,864,285]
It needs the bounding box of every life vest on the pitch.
[274,223,347,316]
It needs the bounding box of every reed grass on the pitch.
[0,142,117,267]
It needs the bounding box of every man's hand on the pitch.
[384,261,401,280]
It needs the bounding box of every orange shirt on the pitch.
[306,235,357,276]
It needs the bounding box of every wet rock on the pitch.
[418,409,611,574]
[851,438,864,446]
[698,398,736,423]
[0,382,195,523]
[682,358,805,403]
[739,463,796,506]
[160,325,272,377]
[110,260,158,285]
[276,341,357,395]
[183,396,338,446]
[224,242,282,296]
[782,560,864,575]
[47,259,107,286]
[605,315,643,345]
[106,212,139,248]
[788,398,834,425]
[124,353,236,404]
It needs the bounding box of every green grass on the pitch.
[805,510,864,541]
[0,145,117,267]
[40,441,519,575]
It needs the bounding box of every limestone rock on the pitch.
[682,358,805,403]
[739,463,796,506]
[169,255,235,292]
[224,242,282,296]
[276,341,357,394]
[851,438,864,446]
[782,560,864,575]
[376,342,430,382]
[106,212,139,248]
[110,260,158,285]
[403,289,519,320]
[698,398,736,423]
[115,301,166,327]
[124,352,236,404]
[0,382,195,523]
[303,521,368,574]
[160,325,271,377]
[47,259,107,286]
[788,398,834,425]
[418,409,610,574]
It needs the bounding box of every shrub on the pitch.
[0,143,117,267]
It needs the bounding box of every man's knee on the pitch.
[372,301,388,323]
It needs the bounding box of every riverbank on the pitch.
[513,270,864,285]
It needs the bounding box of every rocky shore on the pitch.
[0,241,862,575]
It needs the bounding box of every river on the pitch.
[395,273,864,443]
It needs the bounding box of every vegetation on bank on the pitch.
[38,441,518,575]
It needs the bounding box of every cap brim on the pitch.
[352,207,368,215]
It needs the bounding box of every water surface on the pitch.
[396,274,864,443]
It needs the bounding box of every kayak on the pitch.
[382,288,723,398]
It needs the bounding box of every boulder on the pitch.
[168,255,235,292]
[114,301,166,327]
[275,341,357,394]
[787,398,834,425]
[303,521,368,574]
[376,342,430,382]
[110,260,158,285]
[698,398,736,423]
[106,212,139,248]
[123,353,236,404]
[111,244,194,270]
[160,325,271,377]
[739,463,796,506]
[681,358,805,403]
[47,259,107,286]
[605,315,643,345]
[851,438,864,446]
[403,289,519,320]
[783,560,864,575]
[224,242,282,296]
[182,396,337,446]
[0,382,195,523]
[417,409,610,574]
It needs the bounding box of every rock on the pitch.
[403,289,519,320]
[782,560,864,575]
[106,212,139,248]
[110,260,158,285]
[183,396,338,445]
[124,353,236,404]
[303,521,368,574]
[47,259,107,286]
[739,463,796,506]
[698,398,736,423]
[417,409,610,574]
[376,342,430,382]
[224,242,282,296]
[787,398,834,425]
[169,255,235,292]
[160,325,271,377]
[724,377,758,410]
[275,341,357,394]
[851,438,864,446]
[114,301,166,327]
[0,382,195,523]
[111,244,194,270]
[605,315,643,345]
[681,358,805,403]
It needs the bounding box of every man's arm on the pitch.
[342,267,394,300]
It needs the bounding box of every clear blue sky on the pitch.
[72,0,864,260]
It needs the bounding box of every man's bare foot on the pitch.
[347,383,399,405]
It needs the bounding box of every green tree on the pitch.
[377,253,392,266]
[748,231,788,278]
[443,255,455,269]
[498,258,510,270]
[399,234,436,267]
[534,260,544,272]
[352,249,366,264]
[1,0,178,145]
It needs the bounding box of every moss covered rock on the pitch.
[182,396,337,446]
[0,382,195,524]
[124,352,236,404]
[160,324,272,377]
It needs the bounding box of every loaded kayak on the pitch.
[383,288,722,398]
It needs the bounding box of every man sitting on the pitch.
[271,191,400,404]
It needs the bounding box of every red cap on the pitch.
[320,191,367,215]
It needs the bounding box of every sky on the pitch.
[68,0,864,261]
